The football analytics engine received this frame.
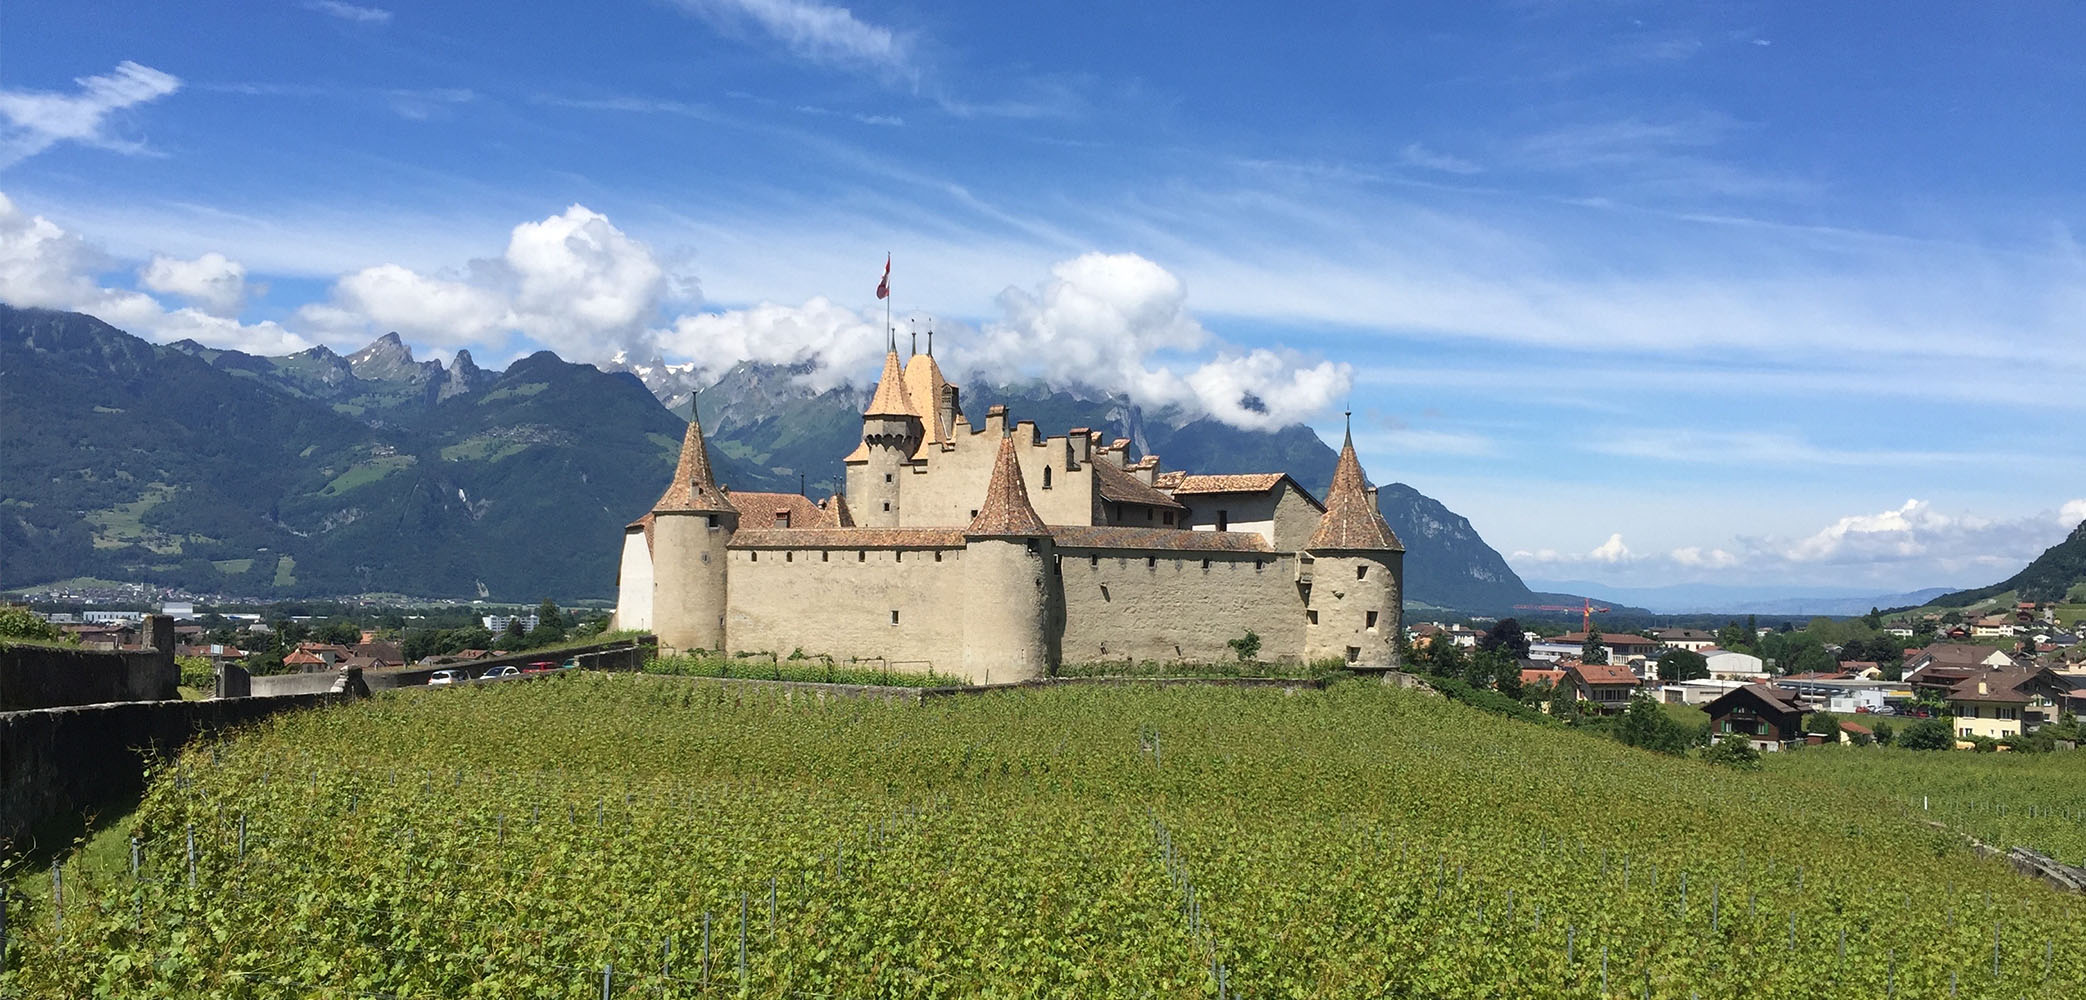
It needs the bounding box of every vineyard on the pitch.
[1767,746,2086,864]
[5,674,2083,998]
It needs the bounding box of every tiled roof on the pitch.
[1557,632,1660,647]
[968,434,1049,537]
[819,493,854,528]
[1093,459,1185,509]
[1050,525,1274,553]
[1839,721,1874,735]
[903,352,953,446]
[727,491,828,528]
[1153,470,1187,490]
[653,416,735,514]
[1167,473,1287,495]
[864,350,918,419]
[1568,662,1640,686]
[1916,643,2015,667]
[627,512,656,553]
[1306,429,1403,551]
[1736,683,1803,713]
[730,527,967,549]
[1945,666,2050,704]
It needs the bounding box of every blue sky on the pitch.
[2,1,2081,594]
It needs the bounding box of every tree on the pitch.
[1898,718,1956,750]
[500,616,527,646]
[1803,711,1840,738]
[1580,633,1609,666]
[1862,606,1884,630]
[1426,635,1467,678]
[1716,622,1753,654]
[525,598,568,648]
[0,606,66,643]
[1227,630,1261,663]
[1872,719,1895,746]
[1914,620,1938,641]
[1703,733,1762,770]
[1657,649,1708,683]
[1616,696,1689,755]
[317,619,361,646]
[1547,680,1580,722]
[1479,619,1531,659]
[1492,650,1525,699]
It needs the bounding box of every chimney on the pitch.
[1067,428,1091,465]
[984,404,1008,436]
[1365,486,1381,513]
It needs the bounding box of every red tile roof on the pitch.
[968,435,1049,536]
[728,491,831,528]
[1093,459,1185,510]
[1568,662,1641,686]
[1051,525,1274,553]
[653,415,735,514]
[1306,429,1402,551]
[1168,473,1286,495]
[864,350,918,419]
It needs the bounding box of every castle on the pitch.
[612,344,1404,683]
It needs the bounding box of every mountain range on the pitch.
[1524,580,1957,617]
[1921,519,2086,608]
[2,306,1579,612]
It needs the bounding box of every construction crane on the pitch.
[1512,597,1613,636]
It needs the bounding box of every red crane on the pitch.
[1512,597,1613,636]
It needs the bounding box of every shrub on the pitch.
[1703,733,1763,770]
[1226,630,1262,663]
[1898,717,1956,750]
[0,606,66,643]
[177,655,215,690]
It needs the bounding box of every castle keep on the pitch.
[612,346,1404,683]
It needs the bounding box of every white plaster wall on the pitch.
[613,529,653,632]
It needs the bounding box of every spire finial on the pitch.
[927,325,933,356]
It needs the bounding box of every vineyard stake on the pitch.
[1600,947,1608,994]
[1,885,9,970]
[703,911,712,988]
[739,891,749,988]
[50,863,60,933]
[131,836,141,877]
[663,935,672,977]
[1836,927,1843,964]
[600,962,612,1000]
[768,876,777,938]
[1566,925,1574,964]
[1992,922,1999,978]
[237,814,246,861]
[1886,949,1894,997]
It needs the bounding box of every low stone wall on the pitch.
[0,640,176,711]
[1,691,349,854]
[246,670,343,698]
[246,637,657,697]
[633,671,1333,705]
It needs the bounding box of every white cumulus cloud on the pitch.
[653,296,883,393]
[299,205,670,362]
[670,0,916,81]
[139,252,250,317]
[305,1,392,24]
[0,193,308,354]
[0,61,181,166]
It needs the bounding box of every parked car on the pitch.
[428,669,460,686]
[521,660,559,674]
[479,665,521,681]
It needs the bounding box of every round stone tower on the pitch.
[845,349,922,528]
[1302,425,1405,668]
[961,434,1054,684]
[649,413,737,654]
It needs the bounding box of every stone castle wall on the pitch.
[1055,548,1307,665]
[725,543,971,675]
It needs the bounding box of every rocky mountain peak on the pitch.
[439,348,494,402]
[347,332,440,383]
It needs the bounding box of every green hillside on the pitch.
[8,676,2079,998]
[1927,519,2086,607]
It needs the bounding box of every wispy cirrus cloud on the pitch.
[304,1,392,24]
[0,61,181,166]
[667,0,918,83]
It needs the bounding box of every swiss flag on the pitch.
[876,255,890,300]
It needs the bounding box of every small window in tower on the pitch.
[1146,556,1156,569]
[1346,646,1360,663]
[934,550,943,562]
[1215,510,1229,531]
[896,551,903,563]
[1254,560,1263,573]
[1043,467,1052,489]
[1366,611,1379,630]
[1163,511,1174,525]
[1027,539,1039,554]
[785,551,793,563]
[704,514,717,530]
[821,551,830,562]
[1307,610,1319,626]
[890,610,900,626]
[1356,565,1368,581]
[750,552,759,562]
[776,512,790,528]
[1201,559,1211,570]
[883,502,891,512]
[858,550,866,562]
[885,473,893,483]
[1146,508,1154,521]
[1089,554,1098,568]
[970,509,979,519]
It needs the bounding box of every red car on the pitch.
[521,660,559,674]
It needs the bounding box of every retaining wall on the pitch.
[0,619,177,710]
[1,692,349,854]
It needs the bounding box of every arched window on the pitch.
[1043,466,1053,489]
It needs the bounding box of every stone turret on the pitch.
[845,350,923,527]
[650,414,737,654]
[1302,426,1405,668]
[961,434,1054,684]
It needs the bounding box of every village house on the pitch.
[1704,684,1807,751]
[1932,665,2077,741]
[1563,661,1641,713]
[1701,648,1767,680]
[1652,627,1718,652]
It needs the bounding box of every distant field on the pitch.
[1768,746,2086,864]
[6,677,2081,998]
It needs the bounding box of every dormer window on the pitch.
[775,512,790,528]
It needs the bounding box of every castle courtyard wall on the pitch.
[1054,548,1306,665]
[901,423,1096,528]
[724,545,969,676]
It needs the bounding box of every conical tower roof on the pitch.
[654,414,736,514]
[967,434,1048,537]
[1306,427,1402,551]
[903,351,953,445]
[864,350,918,419]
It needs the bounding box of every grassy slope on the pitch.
[8,677,2081,998]
[1766,746,2086,863]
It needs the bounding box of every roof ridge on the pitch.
[864,350,918,418]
